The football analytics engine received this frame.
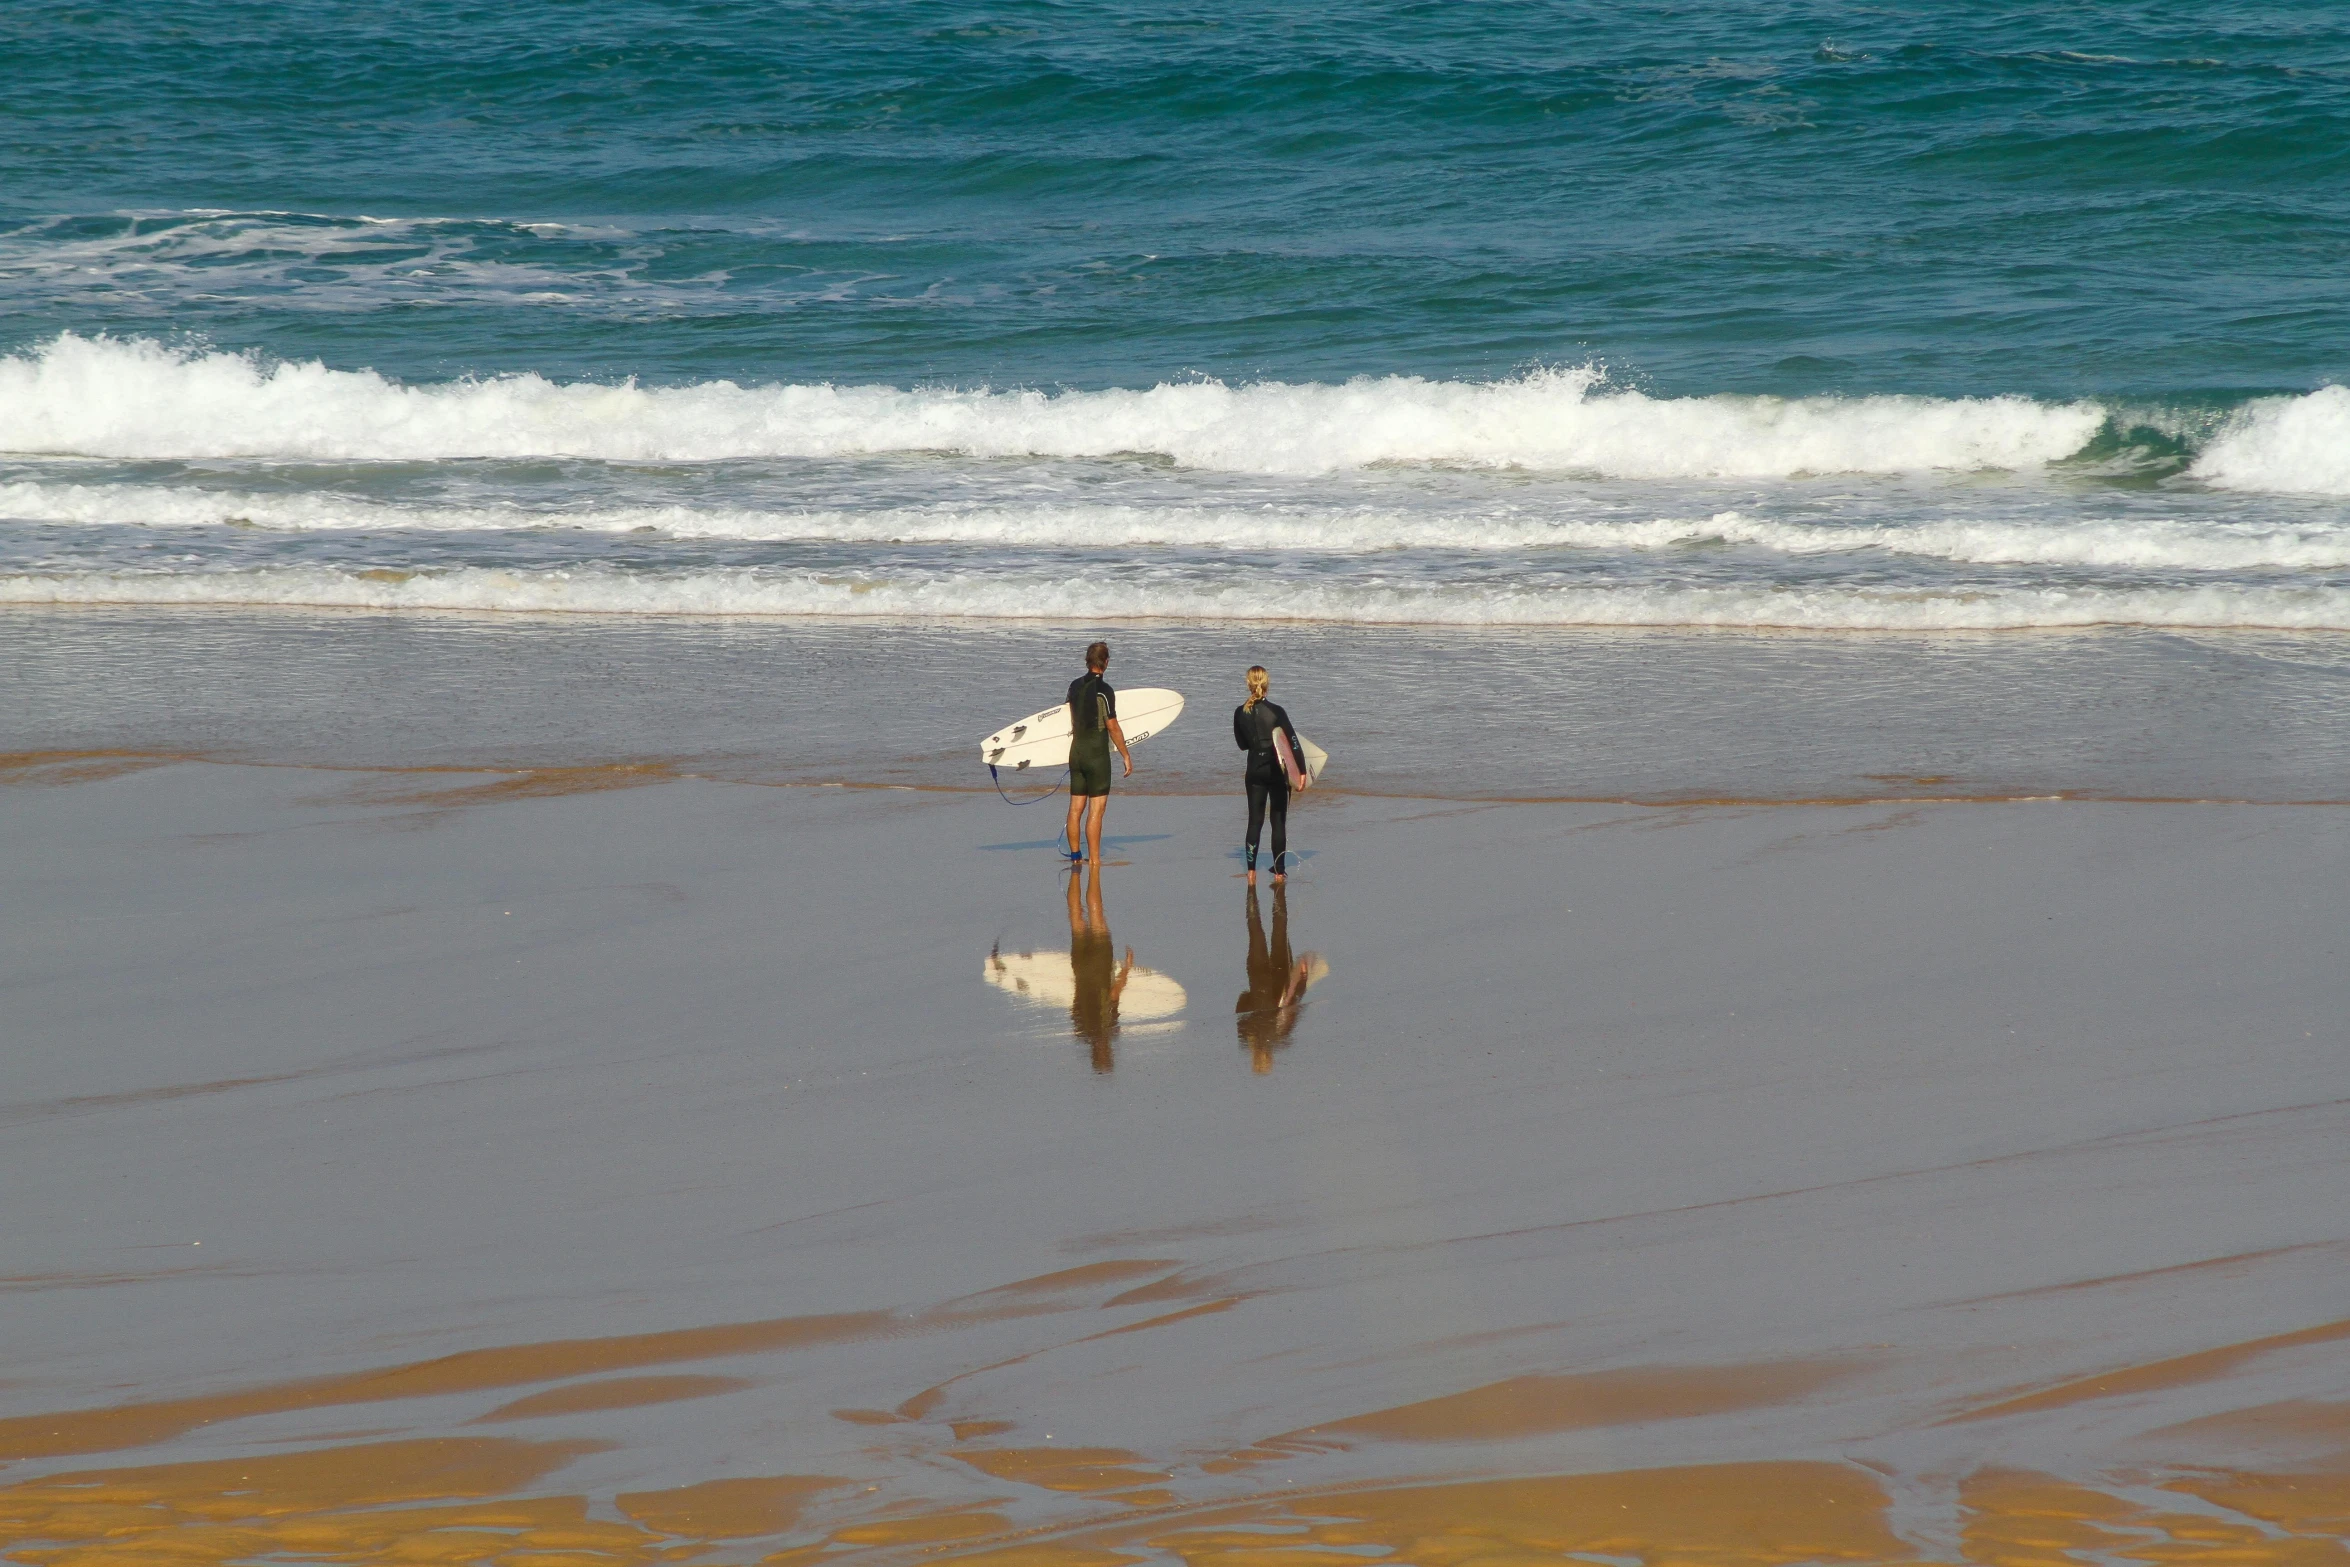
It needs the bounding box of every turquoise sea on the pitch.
[7,2,2350,782]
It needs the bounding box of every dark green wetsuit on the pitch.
[1067,673,1118,797]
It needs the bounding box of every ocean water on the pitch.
[5,1,2350,640]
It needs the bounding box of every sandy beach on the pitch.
[8,732,2349,1564]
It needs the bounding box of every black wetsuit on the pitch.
[1067,673,1118,798]
[1233,699,1303,871]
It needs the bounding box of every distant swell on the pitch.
[0,333,2111,478]
[12,564,2350,630]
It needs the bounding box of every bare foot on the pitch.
[1245,869,1257,886]
[1272,871,1286,885]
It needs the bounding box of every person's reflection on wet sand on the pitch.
[1236,882,1320,1074]
[1068,863,1132,1072]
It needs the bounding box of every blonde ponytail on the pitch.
[1244,666,1270,711]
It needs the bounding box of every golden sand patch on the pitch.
[931,1261,1185,1308]
[878,1459,1913,1567]
[0,1261,1195,1466]
[472,1375,754,1423]
[12,1439,2350,1567]
[831,1407,908,1427]
[2146,1399,2350,1469]
[0,1438,633,1567]
[0,751,185,787]
[613,1474,846,1538]
[2172,1469,2350,1542]
[1165,1462,1909,1567]
[0,1443,865,1567]
[1949,1316,2350,1424]
[331,762,687,810]
[1076,1299,1246,1343]
[0,1309,892,1462]
[1288,1357,1860,1446]
[1961,1467,2350,1567]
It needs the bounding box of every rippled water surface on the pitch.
[3,1,2348,630]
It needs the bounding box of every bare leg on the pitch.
[1063,792,1085,859]
[1084,795,1108,864]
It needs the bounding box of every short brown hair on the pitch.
[1085,641,1110,671]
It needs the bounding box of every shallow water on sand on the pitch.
[12,609,2350,802]
[6,762,2350,1564]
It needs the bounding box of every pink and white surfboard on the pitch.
[1272,727,1308,791]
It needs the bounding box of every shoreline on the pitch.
[15,591,2350,636]
[19,748,2350,808]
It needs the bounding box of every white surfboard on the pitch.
[981,687,1186,773]
[1299,736,1328,783]
[983,949,1188,1022]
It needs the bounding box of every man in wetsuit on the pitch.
[1062,640,1133,865]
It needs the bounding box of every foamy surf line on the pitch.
[6,335,2343,489]
[3,331,2327,485]
[13,565,2350,630]
[12,480,2350,569]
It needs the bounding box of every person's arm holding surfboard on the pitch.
[1278,705,1309,790]
[1108,713,1132,777]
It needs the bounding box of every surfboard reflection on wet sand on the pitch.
[981,868,1186,1071]
[1236,883,1327,1074]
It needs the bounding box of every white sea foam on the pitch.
[8,480,2350,571]
[0,334,2107,476]
[2190,386,2350,496]
[11,563,2350,630]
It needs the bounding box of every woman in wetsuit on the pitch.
[1233,665,1307,885]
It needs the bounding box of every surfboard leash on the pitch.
[1268,848,1319,881]
[988,763,1068,806]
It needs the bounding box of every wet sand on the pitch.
[6,757,2350,1564]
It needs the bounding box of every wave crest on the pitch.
[2190,386,2350,496]
[0,334,2105,477]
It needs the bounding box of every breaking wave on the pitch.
[0,334,2111,477]
[2194,386,2350,496]
[8,334,2341,491]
